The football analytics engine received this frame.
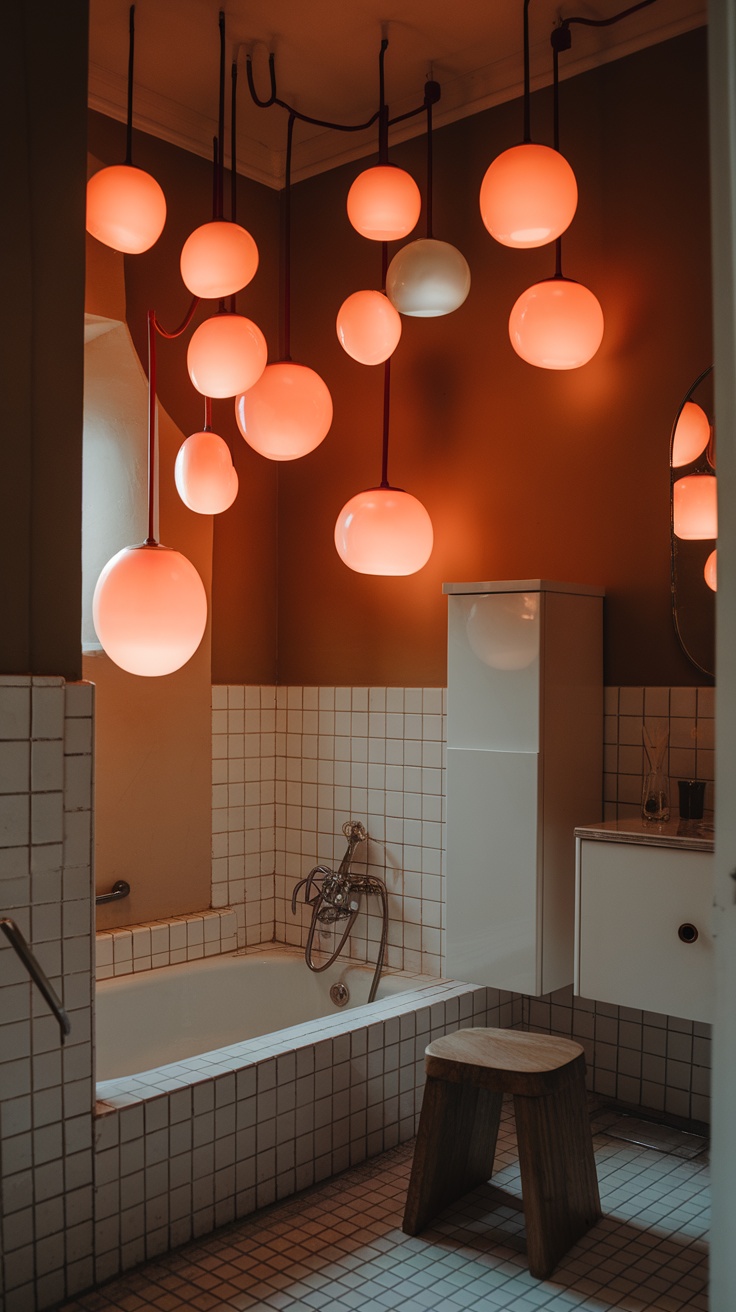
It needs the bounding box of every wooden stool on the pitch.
[403,1028,601,1279]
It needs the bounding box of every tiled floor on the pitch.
[59,1102,709,1312]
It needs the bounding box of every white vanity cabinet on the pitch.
[575,821,714,1023]
[444,580,604,996]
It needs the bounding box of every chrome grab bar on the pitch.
[95,879,131,905]
[0,918,71,1045]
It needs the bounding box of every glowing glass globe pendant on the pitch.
[509,277,604,370]
[235,362,333,461]
[673,474,718,540]
[386,238,471,317]
[336,291,402,364]
[480,143,577,249]
[347,165,421,241]
[180,220,259,299]
[93,543,208,677]
[671,401,711,468]
[334,487,433,575]
[187,313,268,398]
[174,431,238,514]
[86,163,167,254]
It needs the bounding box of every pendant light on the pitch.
[188,311,267,398]
[335,352,433,575]
[175,397,238,514]
[187,17,267,400]
[93,310,207,677]
[336,290,402,365]
[180,16,259,299]
[671,400,711,468]
[480,1,577,249]
[346,42,421,242]
[509,267,604,369]
[236,113,332,460]
[386,82,471,318]
[670,365,716,541]
[86,6,167,254]
[705,549,717,591]
[509,24,603,370]
[673,473,718,540]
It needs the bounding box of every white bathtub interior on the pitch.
[95,948,435,1082]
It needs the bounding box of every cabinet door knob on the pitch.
[678,922,699,944]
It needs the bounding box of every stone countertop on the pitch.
[575,816,714,853]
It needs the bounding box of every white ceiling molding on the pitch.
[88,0,706,191]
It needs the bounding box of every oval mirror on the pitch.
[670,365,715,678]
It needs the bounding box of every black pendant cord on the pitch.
[380,358,391,489]
[282,112,296,362]
[551,31,565,280]
[378,39,389,164]
[558,0,658,36]
[244,38,429,140]
[125,4,135,164]
[204,396,213,432]
[229,59,238,313]
[426,94,433,240]
[523,0,532,143]
[217,10,226,220]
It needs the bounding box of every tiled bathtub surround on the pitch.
[95,909,237,982]
[212,684,714,1129]
[0,676,95,1310]
[91,971,513,1282]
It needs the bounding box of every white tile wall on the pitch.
[212,684,713,1127]
[95,909,237,981]
[604,685,715,820]
[0,677,95,1310]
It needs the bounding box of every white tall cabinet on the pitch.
[444,580,604,996]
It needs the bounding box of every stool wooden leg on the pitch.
[402,1075,502,1236]
[513,1059,601,1279]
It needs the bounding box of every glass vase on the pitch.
[641,722,670,822]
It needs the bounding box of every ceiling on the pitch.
[88,0,706,188]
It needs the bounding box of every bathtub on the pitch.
[91,946,516,1286]
[96,948,419,1081]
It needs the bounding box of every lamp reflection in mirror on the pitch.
[175,430,238,513]
[480,143,577,249]
[236,362,333,461]
[465,593,540,671]
[509,277,604,369]
[386,239,471,317]
[705,549,717,591]
[187,314,267,398]
[86,164,167,254]
[671,400,711,468]
[336,291,402,365]
[180,220,259,299]
[673,474,718,540]
[347,165,421,241]
[334,487,433,575]
[93,544,208,677]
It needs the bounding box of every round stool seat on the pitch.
[426,1028,586,1095]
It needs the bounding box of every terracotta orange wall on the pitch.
[279,29,711,688]
[87,112,281,684]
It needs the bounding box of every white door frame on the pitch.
[707,1,736,1302]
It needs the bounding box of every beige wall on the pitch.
[83,163,217,925]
